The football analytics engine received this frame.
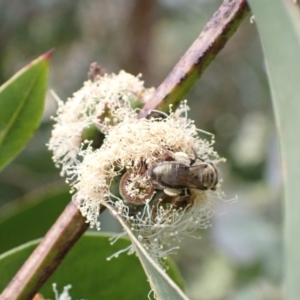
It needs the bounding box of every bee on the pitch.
[148,152,218,197]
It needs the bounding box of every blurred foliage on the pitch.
[0,0,282,299]
[0,186,70,254]
[248,1,300,299]
[0,234,185,299]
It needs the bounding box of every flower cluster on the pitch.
[48,70,154,176]
[49,69,224,261]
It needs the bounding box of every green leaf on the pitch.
[103,202,189,300]
[0,233,184,299]
[0,185,70,254]
[247,1,300,299]
[0,51,51,172]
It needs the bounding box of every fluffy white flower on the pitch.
[48,71,154,176]
[69,105,223,259]
[48,69,225,261]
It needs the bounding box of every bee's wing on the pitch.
[168,163,206,189]
[154,163,192,189]
[180,164,208,189]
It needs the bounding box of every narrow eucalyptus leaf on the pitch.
[103,202,188,300]
[247,1,300,298]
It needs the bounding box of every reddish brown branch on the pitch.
[139,0,250,117]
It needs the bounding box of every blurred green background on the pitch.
[0,0,282,299]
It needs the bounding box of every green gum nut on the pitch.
[82,124,105,149]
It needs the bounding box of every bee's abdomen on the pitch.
[198,163,218,189]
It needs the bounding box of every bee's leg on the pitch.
[163,188,182,197]
[176,188,190,197]
[172,189,192,206]
[190,148,198,165]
